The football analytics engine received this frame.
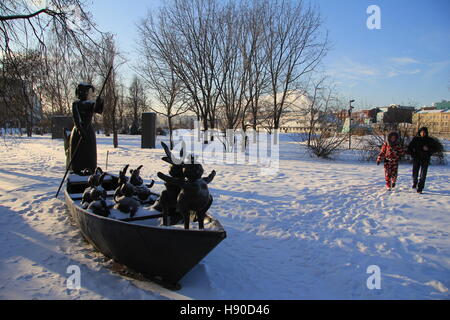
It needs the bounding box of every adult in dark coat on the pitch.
[69,83,104,174]
[407,127,439,193]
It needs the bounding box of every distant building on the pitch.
[351,108,380,124]
[335,109,348,123]
[275,93,341,133]
[376,104,415,124]
[413,109,450,135]
[419,106,437,111]
[279,109,340,133]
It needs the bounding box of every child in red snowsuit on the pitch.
[377,132,406,190]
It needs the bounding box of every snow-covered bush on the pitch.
[306,130,347,159]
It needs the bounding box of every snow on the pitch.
[0,132,449,300]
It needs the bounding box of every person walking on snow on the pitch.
[377,132,406,190]
[407,127,440,194]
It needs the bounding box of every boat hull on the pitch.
[64,175,226,288]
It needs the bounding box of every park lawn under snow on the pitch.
[0,132,449,300]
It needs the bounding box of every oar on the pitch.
[105,150,110,171]
[55,137,82,198]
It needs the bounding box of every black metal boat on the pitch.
[64,173,226,289]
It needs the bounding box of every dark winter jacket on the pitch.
[377,132,406,163]
[407,127,439,161]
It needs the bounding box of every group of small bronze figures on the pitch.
[80,165,156,217]
[79,141,216,230]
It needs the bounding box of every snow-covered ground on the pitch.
[0,132,449,300]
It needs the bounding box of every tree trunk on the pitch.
[307,128,312,147]
[26,104,33,137]
[210,120,215,142]
[112,103,118,148]
[168,116,174,150]
[203,116,209,144]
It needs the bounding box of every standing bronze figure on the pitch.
[69,83,104,174]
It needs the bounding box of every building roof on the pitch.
[416,109,444,114]
[378,104,416,112]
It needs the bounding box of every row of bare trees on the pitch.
[136,0,328,145]
[0,1,151,147]
[1,0,331,151]
[0,0,104,136]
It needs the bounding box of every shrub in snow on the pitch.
[306,131,347,159]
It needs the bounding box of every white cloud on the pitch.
[327,57,378,81]
[386,68,422,78]
[423,60,450,78]
[387,71,398,78]
[384,57,422,78]
[388,57,420,65]
[327,56,427,83]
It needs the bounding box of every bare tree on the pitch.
[127,75,147,135]
[0,0,102,67]
[138,0,225,143]
[264,0,328,131]
[137,0,328,146]
[93,33,122,148]
[241,0,271,132]
[0,1,104,135]
[37,38,80,116]
[299,80,346,158]
[215,2,249,132]
[300,77,327,147]
[1,50,44,136]
[134,47,187,149]
[115,82,128,134]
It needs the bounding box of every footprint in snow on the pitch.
[16,274,33,281]
[421,246,438,254]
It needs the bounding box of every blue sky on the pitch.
[89,0,450,109]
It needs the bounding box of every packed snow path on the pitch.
[0,134,449,299]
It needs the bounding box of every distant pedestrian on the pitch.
[377,132,406,190]
[407,127,441,194]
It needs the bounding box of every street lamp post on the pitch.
[348,99,355,149]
